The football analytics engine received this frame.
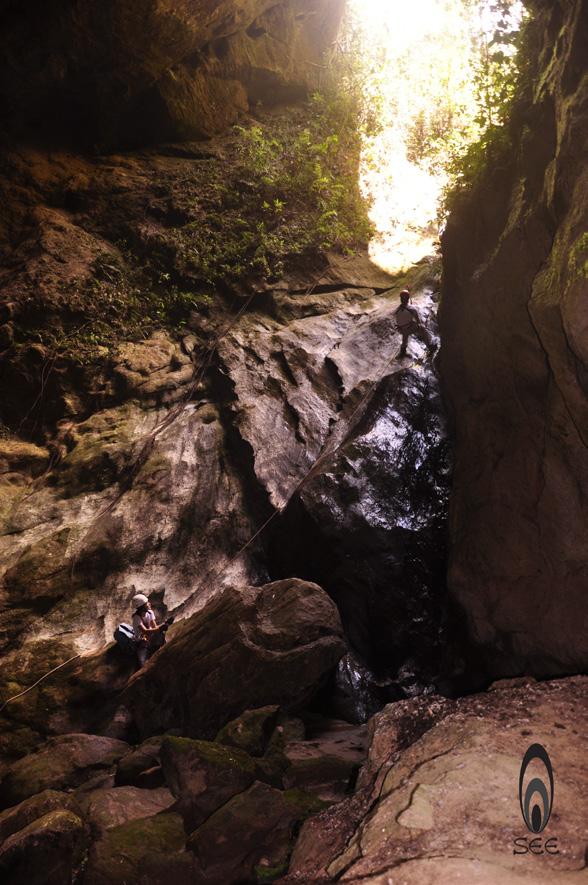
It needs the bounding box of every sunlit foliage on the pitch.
[345,0,527,270]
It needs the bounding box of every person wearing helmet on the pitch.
[131,593,166,667]
[394,290,435,358]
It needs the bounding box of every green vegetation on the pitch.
[173,95,372,284]
[441,0,529,208]
[569,233,588,279]
[345,0,528,256]
[12,92,371,366]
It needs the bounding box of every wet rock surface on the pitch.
[270,361,450,676]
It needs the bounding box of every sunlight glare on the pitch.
[348,0,523,273]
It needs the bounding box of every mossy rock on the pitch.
[0,483,29,529]
[0,809,87,885]
[0,439,50,476]
[54,405,137,497]
[133,452,171,489]
[0,641,135,740]
[0,789,80,844]
[0,721,42,766]
[187,780,327,884]
[3,528,75,610]
[0,638,79,736]
[83,812,193,885]
[161,735,259,832]
[215,705,280,757]
[0,734,129,809]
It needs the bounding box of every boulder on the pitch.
[0,809,87,885]
[0,789,79,845]
[76,785,175,832]
[115,736,165,788]
[188,780,326,884]
[83,812,193,885]
[123,579,346,739]
[160,736,260,832]
[0,734,129,809]
[215,705,280,757]
[284,676,588,883]
[281,719,366,803]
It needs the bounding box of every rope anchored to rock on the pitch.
[1,277,428,713]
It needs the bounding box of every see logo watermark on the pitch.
[513,743,559,855]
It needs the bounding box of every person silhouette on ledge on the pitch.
[394,289,436,358]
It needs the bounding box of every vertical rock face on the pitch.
[440,0,588,676]
[0,0,344,147]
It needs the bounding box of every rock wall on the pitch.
[0,249,448,754]
[440,0,588,677]
[0,0,343,147]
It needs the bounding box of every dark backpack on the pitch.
[113,623,137,655]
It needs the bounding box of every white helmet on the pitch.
[132,593,149,609]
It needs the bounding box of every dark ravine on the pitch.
[0,0,587,882]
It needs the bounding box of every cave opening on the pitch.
[345,0,527,272]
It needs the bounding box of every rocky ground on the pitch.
[0,634,585,883]
[284,676,588,884]
[0,240,460,883]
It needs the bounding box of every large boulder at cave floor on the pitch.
[284,676,588,884]
[0,809,87,885]
[0,789,81,845]
[115,735,166,788]
[76,785,175,833]
[83,811,193,885]
[123,579,346,739]
[215,705,280,757]
[0,733,129,809]
[160,735,263,832]
[0,644,136,747]
[188,780,326,885]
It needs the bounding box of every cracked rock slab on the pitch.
[283,676,588,884]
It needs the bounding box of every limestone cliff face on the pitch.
[440,0,588,677]
[0,0,343,147]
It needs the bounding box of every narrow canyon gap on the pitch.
[0,1,586,884]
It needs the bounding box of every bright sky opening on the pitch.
[348,0,524,273]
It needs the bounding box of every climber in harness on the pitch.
[131,593,170,667]
[394,290,435,358]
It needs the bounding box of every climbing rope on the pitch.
[1,281,424,712]
[0,653,82,714]
[166,345,425,619]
